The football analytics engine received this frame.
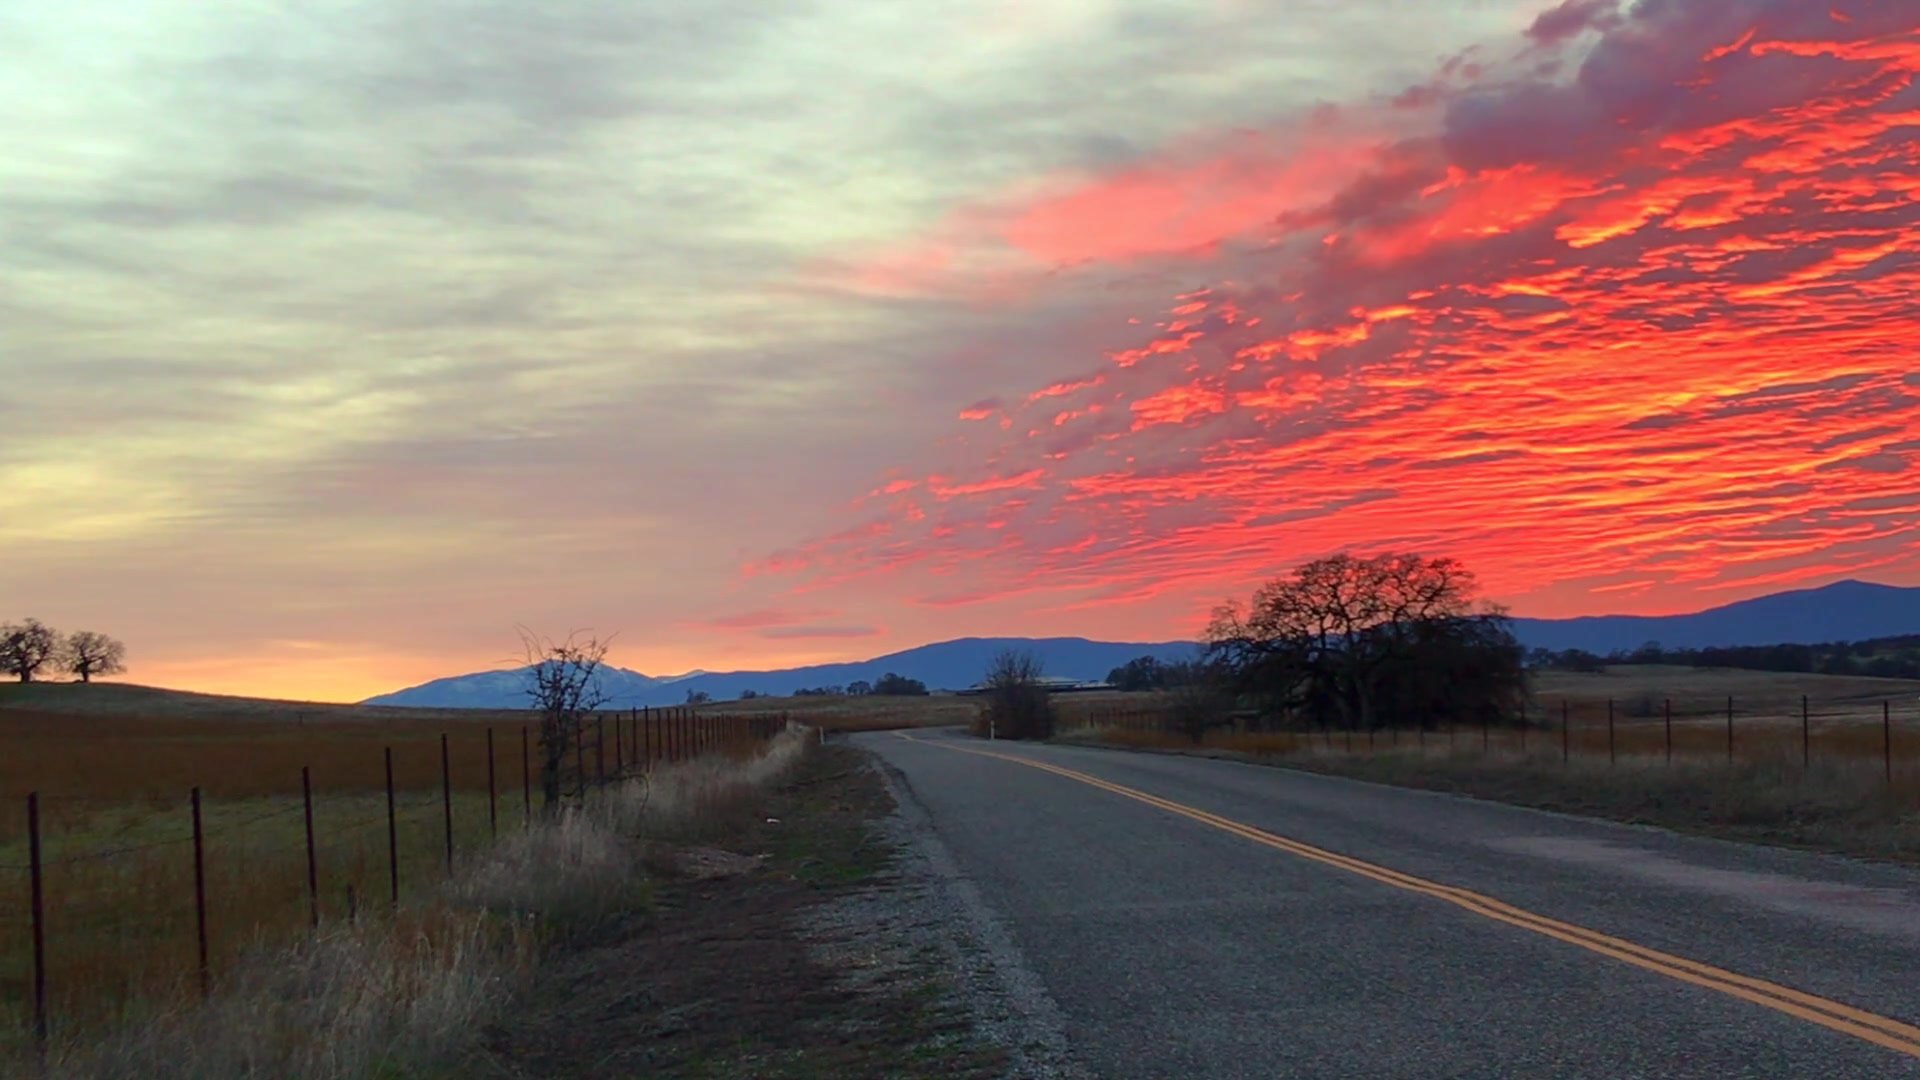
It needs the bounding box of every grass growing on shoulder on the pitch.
[485,741,1009,1080]
[26,730,813,1080]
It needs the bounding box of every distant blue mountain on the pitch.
[362,581,1920,709]
[1508,580,1920,654]
[361,636,1202,709]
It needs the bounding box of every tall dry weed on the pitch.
[46,909,530,1080]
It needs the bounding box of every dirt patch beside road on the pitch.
[484,743,1010,1079]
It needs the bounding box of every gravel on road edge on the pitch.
[822,740,1093,1080]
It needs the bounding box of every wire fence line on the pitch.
[1066,693,1920,782]
[1,705,788,1057]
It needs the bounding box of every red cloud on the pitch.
[767,0,1920,616]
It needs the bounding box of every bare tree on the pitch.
[62,630,127,683]
[1207,553,1520,732]
[0,619,61,684]
[517,628,613,811]
[978,647,1055,740]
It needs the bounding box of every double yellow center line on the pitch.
[898,733,1920,1060]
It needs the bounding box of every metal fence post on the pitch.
[440,733,454,875]
[574,717,585,800]
[1885,700,1894,788]
[384,747,399,907]
[191,787,210,999]
[302,766,319,929]
[28,792,48,1058]
[1802,695,1811,770]
[487,727,498,841]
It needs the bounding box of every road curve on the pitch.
[853,727,1920,1080]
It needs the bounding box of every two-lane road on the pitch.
[858,728,1920,1079]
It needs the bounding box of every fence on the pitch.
[0,705,787,1058]
[1065,694,1920,785]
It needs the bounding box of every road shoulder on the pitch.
[481,740,1073,1079]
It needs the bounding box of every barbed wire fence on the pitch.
[1068,692,1920,784]
[0,705,789,1061]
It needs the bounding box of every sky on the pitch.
[3,0,1918,702]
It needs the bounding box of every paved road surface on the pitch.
[854,728,1920,1080]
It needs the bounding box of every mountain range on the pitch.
[361,579,1920,709]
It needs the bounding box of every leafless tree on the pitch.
[62,630,127,683]
[979,647,1055,740]
[516,627,613,811]
[1207,553,1519,732]
[0,618,61,684]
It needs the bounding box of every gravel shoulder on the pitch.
[483,740,1077,1079]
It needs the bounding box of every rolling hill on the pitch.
[359,579,1920,710]
[361,636,1202,709]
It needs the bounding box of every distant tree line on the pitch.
[0,618,127,684]
[792,679,875,697]
[738,673,930,702]
[1528,636,1920,681]
[1104,656,1209,692]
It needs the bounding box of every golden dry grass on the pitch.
[0,684,785,1058]
[1054,670,1920,863]
[25,729,813,1079]
[702,691,982,732]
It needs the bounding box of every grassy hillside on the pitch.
[0,680,530,725]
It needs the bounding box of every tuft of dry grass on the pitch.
[46,907,533,1080]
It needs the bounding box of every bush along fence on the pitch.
[0,706,789,1058]
[1067,695,1920,785]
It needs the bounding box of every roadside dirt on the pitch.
[483,744,1009,1080]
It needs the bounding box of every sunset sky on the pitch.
[5,0,1918,702]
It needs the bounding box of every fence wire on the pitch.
[4,713,787,1049]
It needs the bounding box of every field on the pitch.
[1054,667,1920,863]
[0,682,831,1057]
[712,690,983,732]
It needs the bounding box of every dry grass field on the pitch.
[706,690,983,732]
[1055,668,1920,863]
[0,681,800,1060]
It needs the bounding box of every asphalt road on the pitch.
[854,727,1920,1080]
